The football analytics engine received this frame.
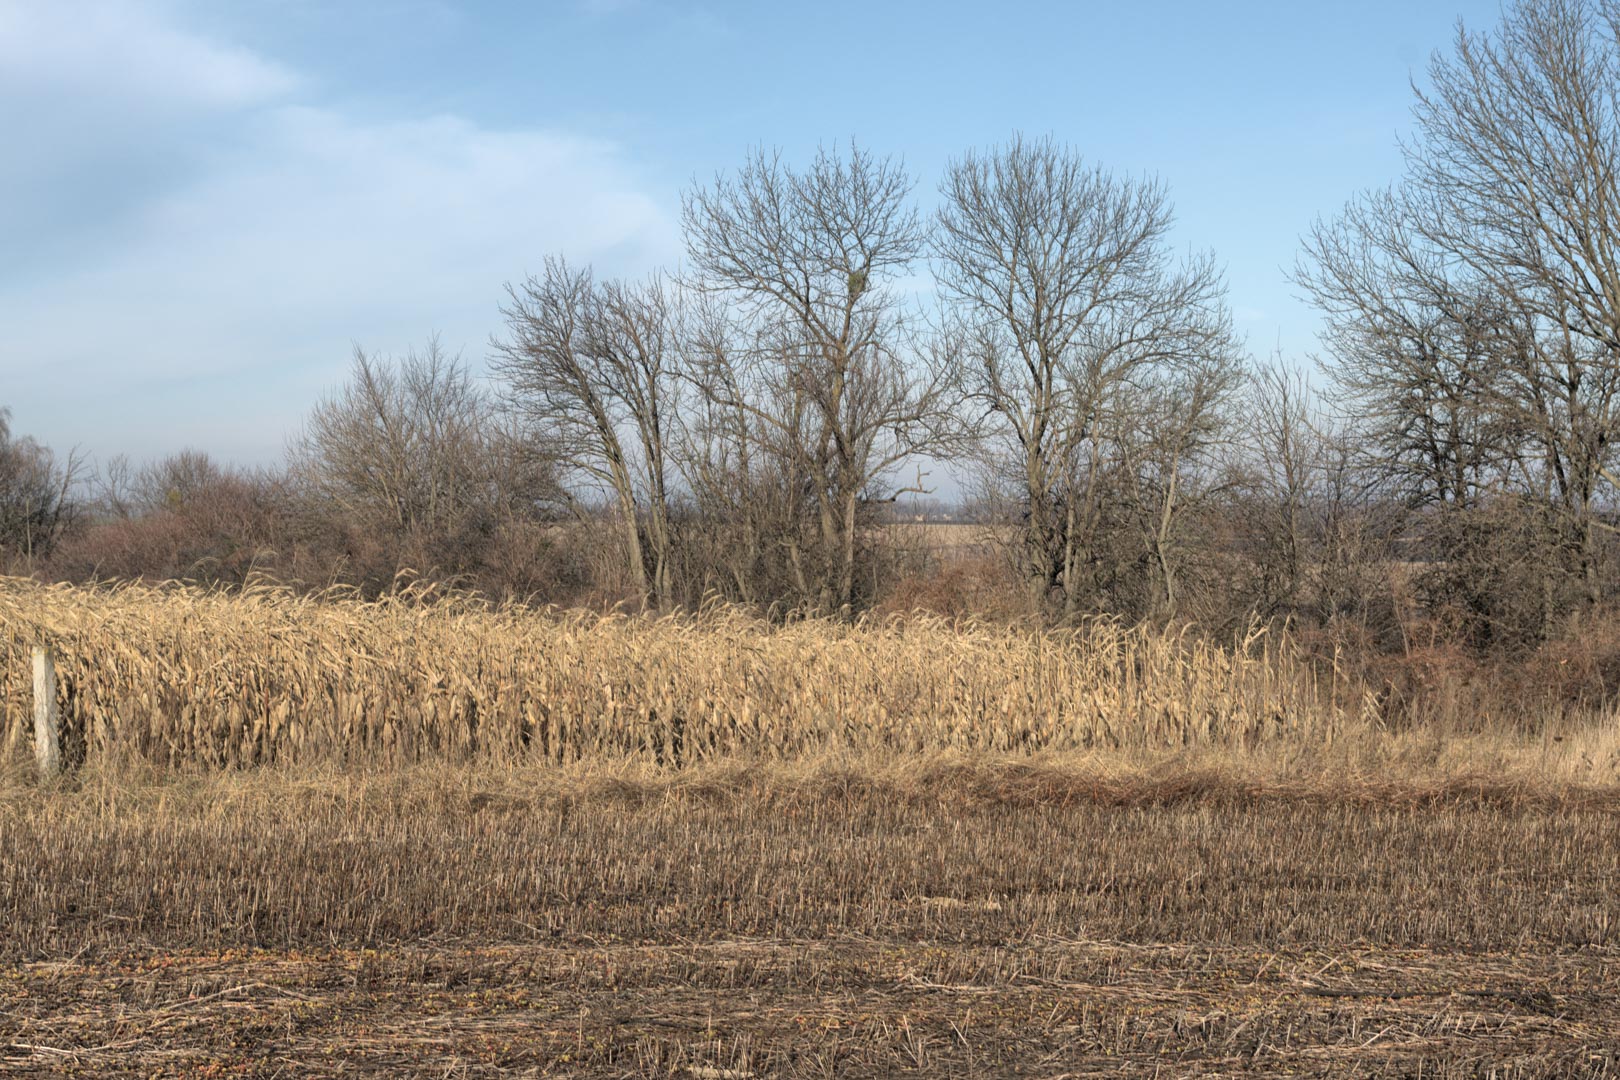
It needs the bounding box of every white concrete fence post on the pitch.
[32,645,61,781]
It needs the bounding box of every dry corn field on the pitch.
[4,577,1620,1076]
[0,577,1365,768]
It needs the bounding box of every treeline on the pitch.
[9,0,1620,666]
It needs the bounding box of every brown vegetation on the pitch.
[3,575,1618,1075]
[0,576,1351,768]
[7,576,1620,780]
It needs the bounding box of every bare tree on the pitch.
[1417,0,1620,607]
[492,260,682,610]
[0,408,81,566]
[291,339,558,579]
[1299,0,1620,619]
[1296,190,1524,513]
[93,454,138,521]
[1294,187,1582,642]
[675,297,788,604]
[1237,356,1331,618]
[1112,350,1245,619]
[682,143,946,614]
[133,449,230,512]
[933,135,1241,618]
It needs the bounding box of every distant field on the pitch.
[883,520,1009,559]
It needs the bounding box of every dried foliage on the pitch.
[0,577,1361,770]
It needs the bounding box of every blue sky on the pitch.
[2,0,1505,468]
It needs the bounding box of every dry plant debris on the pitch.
[1,766,1617,1076]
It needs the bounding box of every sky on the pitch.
[1,0,1509,470]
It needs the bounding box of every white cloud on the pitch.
[0,0,299,111]
[0,1,679,466]
[2,105,678,382]
[120,104,675,334]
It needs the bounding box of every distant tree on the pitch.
[134,449,230,513]
[52,450,290,586]
[933,135,1241,618]
[1111,346,1245,619]
[1235,357,1330,619]
[493,261,682,610]
[290,339,562,582]
[682,143,949,613]
[0,408,80,566]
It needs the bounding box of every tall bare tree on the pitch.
[1296,189,1524,512]
[1422,0,1620,607]
[682,143,946,613]
[1300,0,1620,616]
[493,260,682,610]
[933,135,1240,618]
